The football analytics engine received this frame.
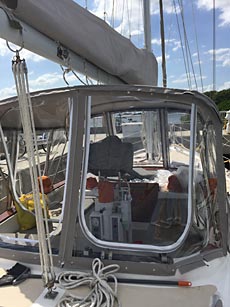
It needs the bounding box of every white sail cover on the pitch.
[2,0,158,85]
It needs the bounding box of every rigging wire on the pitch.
[164,1,175,85]
[179,0,199,90]
[172,0,191,89]
[165,3,174,45]
[184,2,199,89]
[111,0,115,28]
[213,0,216,92]
[191,0,204,92]
[174,0,199,90]
[126,0,131,39]
[120,0,126,36]
[104,0,107,22]
[84,61,90,85]
[130,0,133,40]
[177,0,193,89]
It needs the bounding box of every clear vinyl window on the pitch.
[83,108,194,250]
[0,126,69,252]
[76,105,221,258]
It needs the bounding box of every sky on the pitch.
[0,0,229,100]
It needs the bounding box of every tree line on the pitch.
[204,88,230,111]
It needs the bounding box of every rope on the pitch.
[12,56,55,289]
[60,65,87,86]
[57,258,121,307]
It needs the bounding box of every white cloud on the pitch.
[0,71,85,100]
[219,80,230,90]
[90,0,173,40]
[151,0,174,15]
[156,54,170,64]
[0,39,11,56]
[152,38,181,52]
[20,50,45,62]
[0,73,64,100]
[0,85,16,100]
[167,39,181,52]
[197,0,230,26]
[191,53,203,65]
[91,0,144,38]
[193,60,203,65]
[202,83,216,92]
[171,73,206,88]
[171,75,190,85]
[151,38,161,46]
[28,72,64,91]
[206,48,230,67]
[192,80,229,92]
[0,38,45,62]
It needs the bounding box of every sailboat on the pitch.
[0,1,229,307]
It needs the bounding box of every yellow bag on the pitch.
[15,193,49,231]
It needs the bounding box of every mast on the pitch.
[159,0,169,168]
[143,0,152,52]
[143,0,169,166]
[159,0,167,87]
[143,0,153,161]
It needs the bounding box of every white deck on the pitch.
[0,273,216,307]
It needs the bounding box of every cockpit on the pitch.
[0,86,226,273]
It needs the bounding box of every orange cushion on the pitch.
[38,176,53,194]
[98,181,114,203]
[167,175,183,193]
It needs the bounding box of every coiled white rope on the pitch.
[57,258,121,307]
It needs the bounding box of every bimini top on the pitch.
[0,85,221,130]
